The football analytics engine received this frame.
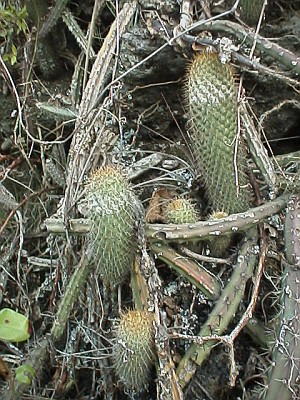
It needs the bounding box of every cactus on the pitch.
[164,197,198,224]
[185,52,252,214]
[113,310,154,390]
[238,0,265,26]
[263,196,300,400]
[208,211,232,257]
[177,228,258,388]
[86,166,137,285]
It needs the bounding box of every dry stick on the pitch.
[137,225,184,400]
[0,187,52,235]
[147,193,289,242]
[191,20,300,75]
[44,193,289,238]
[82,0,103,91]
[64,1,138,215]
[275,150,300,167]
[179,245,230,264]
[240,101,277,193]
[176,228,258,389]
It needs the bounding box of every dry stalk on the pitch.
[44,193,290,238]
[137,224,184,400]
[64,1,138,213]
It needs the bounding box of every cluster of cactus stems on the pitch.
[4,2,300,399]
[263,196,300,400]
[48,52,298,398]
[35,44,300,400]
[50,167,157,391]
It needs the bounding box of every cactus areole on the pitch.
[85,166,137,285]
[185,52,252,214]
[113,310,154,390]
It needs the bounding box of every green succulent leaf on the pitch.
[0,308,30,342]
[15,364,35,385]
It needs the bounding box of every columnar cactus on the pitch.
[238,0,265,26]
[185,52,252,214]
[85,166,137,285]
[208,211,232,257]
[113,310,154,390]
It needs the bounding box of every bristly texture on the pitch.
[113,310,154,391]
[238,0,265,26]
[164,197,198,224]
[185,52,252,214]
[85,166,137,285]
[208,211,232,257]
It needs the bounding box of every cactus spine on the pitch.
[186,52,252,214]
[164,197,198,224]
[113,310,154,390]
[238,0,265,26]
[208,211,232,257]
[86,166,137,285]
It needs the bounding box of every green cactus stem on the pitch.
[51,259,91,344]
[151,242,221,300]
[164,197,198,224]
[86,166,138,285]
[185,52,252,214]
[24,0,61,79]
[264,196,300,400]
[177,228,258,388]
[113,310,155,391]
[208,211,233,257]
[238,0,265,26]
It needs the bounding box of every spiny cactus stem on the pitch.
[39,0,69,38]
[186,52,252,214]
[264,196,300,400]
[113,310,155,390]
[147,193,289,242]
[51,258,91,345]
[151,242,221,300]
[238,0,266,26]
[176,228,258,389]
